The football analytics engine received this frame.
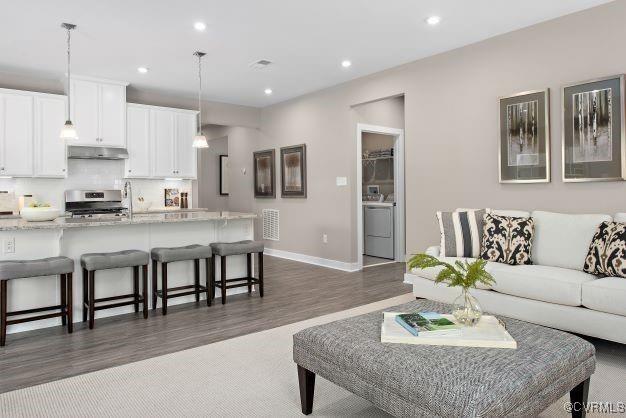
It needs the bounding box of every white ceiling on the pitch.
[0,0,613,107]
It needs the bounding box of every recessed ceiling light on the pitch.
[137,67,149,74]
[264,88,273,95]
[341,60,352,68]
[194,22,206,31]
[426,16,441,25]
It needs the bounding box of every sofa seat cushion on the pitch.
[582,277,626,317]
[488,263,596,306]
[410,256,494,290]
[531,211,611,271]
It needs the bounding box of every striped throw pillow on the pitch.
[436,209,487,258]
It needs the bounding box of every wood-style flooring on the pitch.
[0,256,409,394]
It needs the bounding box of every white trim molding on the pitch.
[264,248,360,272]
[356,123,405,272]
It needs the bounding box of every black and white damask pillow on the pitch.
[480,213,534,265]
[584,221,626,278]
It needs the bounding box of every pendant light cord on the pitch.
[66,27,71,120]
[197,53,202,135]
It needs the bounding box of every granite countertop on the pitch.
[0,211,257,231]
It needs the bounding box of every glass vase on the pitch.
[452,287,482,326]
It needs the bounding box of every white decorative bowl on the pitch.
[20,207,61,222]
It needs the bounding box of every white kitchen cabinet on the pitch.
[125,105,151,178]
[152,109,177,177]
[125,103,197,179]
[174,112,197,179]
[0,91,34,177]
[34,95,67,177]
[69,76,127,147]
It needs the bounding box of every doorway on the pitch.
[356,124,405,270]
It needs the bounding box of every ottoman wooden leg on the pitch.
[570,377,590,418]
[297,365,315,415]
[142,265,148,319]
[66,273,73,333]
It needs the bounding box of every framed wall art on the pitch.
[280,144,307,198]
[253,149,276,198]
[219,154,229,196]
[562,74,626,182]
[498,89,550,183]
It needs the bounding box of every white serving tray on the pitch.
[381,312,517,349]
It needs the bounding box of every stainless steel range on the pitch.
[65,190,128,219]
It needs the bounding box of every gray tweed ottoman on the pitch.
[293,300,596,417]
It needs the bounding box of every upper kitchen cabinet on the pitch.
[69,76,128,148]
[125,103,197,179]
[0,90,34,177]
[34,95,67,177]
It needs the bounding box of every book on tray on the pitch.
[395,312,461,336]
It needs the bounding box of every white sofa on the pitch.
[405,210,626,344]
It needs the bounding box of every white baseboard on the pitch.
[264,248,360,272]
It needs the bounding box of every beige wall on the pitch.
[256,1,626,262]
[195,136,229,211]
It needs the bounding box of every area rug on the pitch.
[1,293,624,417]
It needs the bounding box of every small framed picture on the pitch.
[562,74,626,182]
[280,144,307,198]
[253,149,276,198]
[164,188,179,207]
[219,155,229,196]
[498,89,550,183]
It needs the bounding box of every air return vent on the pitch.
[249,59,273,70]
[262,209,279,241]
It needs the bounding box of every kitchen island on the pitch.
[0,212,257,334]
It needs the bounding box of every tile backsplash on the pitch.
[0,159,193,213]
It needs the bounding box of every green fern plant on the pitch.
[408,254,495,289]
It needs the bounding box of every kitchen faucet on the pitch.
[123,180,133,220]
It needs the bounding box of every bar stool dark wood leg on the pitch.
[82,268,88,322]
[161,262,168,315]
[142,265,148,319]
[220,255,227,304]
[66,273,73,333]
[88,270,95,329]
[205,258,211,306]
[60,273,67,326]
[1,280,7,347]
[210,256,216,301]
[133,266,139,313]
[259,252,264,297]
[246,253,252,294]
[194,259,200,303]
[151,260,157,310]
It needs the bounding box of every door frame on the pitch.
[356,123,405,270]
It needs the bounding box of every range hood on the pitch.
[67,146,129,160]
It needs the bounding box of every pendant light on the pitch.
[192,51,209,148]
[60,23,78,140]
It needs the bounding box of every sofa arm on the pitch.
[425,246,441,257]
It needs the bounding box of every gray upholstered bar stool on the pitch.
[0,257,74,346]
[209,240,264,304]
[150,244,212,315]
[81,250,149,329]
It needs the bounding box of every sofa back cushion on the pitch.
[531,211,612,270]
[614,213,626,222]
